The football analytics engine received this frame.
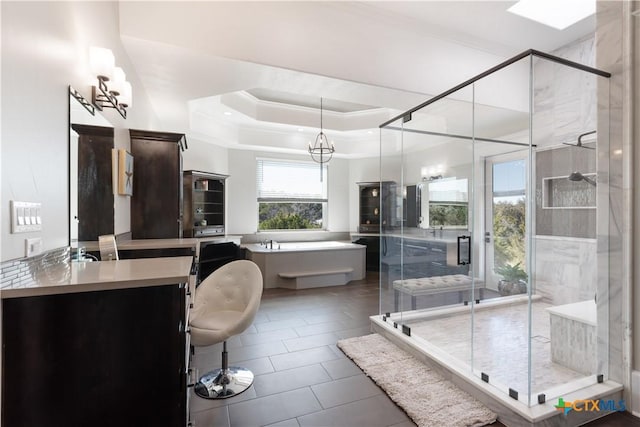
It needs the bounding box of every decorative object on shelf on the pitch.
[89,47,132,119]
[372,188,378,197]
[307,97,334,181]
[116,149,134,196]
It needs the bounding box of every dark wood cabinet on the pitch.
[357,181,396,233]
[72,124,114,241]
[183,170,228,237]
[2,284,188,427]
[129,130,185,239]
[352,235,381,271]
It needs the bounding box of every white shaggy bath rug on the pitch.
[337,333,497,427]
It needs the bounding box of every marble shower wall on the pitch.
[533,236,597,306]
[531,36,600,304]
[595,0,633,391]
[532,36,597,151]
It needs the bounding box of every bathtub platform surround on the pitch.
[245,241,365,289]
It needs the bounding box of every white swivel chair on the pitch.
[98,234,119,261]
[189,260,263,399]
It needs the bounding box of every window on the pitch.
[256,159,327,230]
[427,178,469,228]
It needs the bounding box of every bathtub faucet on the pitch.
[262,239,274,249]
[259,239,271,248]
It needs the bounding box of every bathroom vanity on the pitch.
[380,234,470,286]
[1,257,195,427]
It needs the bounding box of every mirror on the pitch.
[69,86,114,247]
[416,177,469,229]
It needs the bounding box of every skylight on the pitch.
[507,0,595,30]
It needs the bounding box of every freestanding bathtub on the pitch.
[244,241,366,289]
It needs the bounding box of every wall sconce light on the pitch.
[69,86,95,116]
[90,47,131,119]
[421,164,445,181]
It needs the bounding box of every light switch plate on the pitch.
[11,201,42,233]
[25,237,43,257]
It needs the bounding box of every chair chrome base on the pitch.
[194,367,255,399]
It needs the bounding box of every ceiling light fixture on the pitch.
[507,0,595,30]
[90,47,131,119]
[308,97,335,182]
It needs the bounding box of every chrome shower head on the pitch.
[568,171,596,186]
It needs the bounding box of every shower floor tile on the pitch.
[407,301,587,394]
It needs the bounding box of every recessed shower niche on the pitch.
[542,175,596,209]
[374,48,616,426]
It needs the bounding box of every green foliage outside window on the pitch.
[429,203,468,227]
[493,199,526,269]
[259,202,322,230]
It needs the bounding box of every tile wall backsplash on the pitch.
[0,247,70,289]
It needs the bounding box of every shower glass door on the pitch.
[382,84,477,372]
[470,56,533,400]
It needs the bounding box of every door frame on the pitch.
[483,150,529,291]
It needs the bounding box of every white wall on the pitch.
[1,1,159,261]
[226,149,350,237]
[182,137,229,175]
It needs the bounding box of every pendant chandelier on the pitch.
[308,97,335,181]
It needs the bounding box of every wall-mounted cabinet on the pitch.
[130,129,185,239]
[183,170,228,237]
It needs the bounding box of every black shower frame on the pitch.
[380,48,611,129]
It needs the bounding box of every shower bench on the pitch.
[393,274,485,311]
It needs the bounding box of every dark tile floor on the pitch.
[189,272,639,427]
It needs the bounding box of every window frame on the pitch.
[256,158,328,231]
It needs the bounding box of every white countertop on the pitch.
[350,232,459,244]
[1,256,194,299]
[76,236,243,252]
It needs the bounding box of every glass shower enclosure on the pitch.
[376,50,611,410]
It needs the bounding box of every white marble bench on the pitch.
[546,300,596,375]
[393,274,485,311]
